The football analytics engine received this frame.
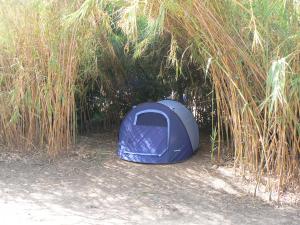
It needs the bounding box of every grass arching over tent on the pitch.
[0,0,299,196]
[158,0,300,194]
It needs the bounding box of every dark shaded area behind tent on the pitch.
[76,36,215,133]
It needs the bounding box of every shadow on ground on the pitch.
[0,132,299,225]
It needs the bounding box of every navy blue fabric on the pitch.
[118,102,195,164]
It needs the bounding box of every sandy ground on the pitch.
[0,132,299,225]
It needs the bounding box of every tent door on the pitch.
[124,110,169,157]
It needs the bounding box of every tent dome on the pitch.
[118,100,199,163]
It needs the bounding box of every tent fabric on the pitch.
[118,100,199,164]
[158,100,199,151]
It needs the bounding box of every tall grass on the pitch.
[151,0,300,193]
[0,0,117,154]
[0,1,79,154]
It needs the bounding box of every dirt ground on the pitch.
[0,132,299,225]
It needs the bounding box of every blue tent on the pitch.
[118,100,199,163]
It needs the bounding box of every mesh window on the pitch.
[135,112,168,127]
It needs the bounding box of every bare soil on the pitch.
[0,132,299,225]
